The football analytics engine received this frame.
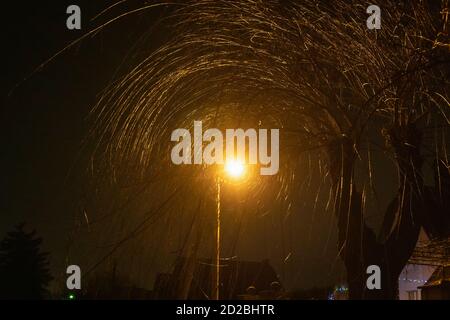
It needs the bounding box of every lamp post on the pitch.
[213,175,221,301]
[212,159,245,300]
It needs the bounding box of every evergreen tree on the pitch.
[0,223,53,299]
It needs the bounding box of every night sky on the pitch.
[3,0,184,290]
[2,1,415,294]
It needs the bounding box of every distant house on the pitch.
[419,265,450,299]
[398,229,450,300]
[153,257,283,300]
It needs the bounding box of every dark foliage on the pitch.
[0,223,53,299]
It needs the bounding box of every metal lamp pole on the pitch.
[213,176,221,300]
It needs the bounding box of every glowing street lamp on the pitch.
[224,159,245,178]
[213,159,246,300]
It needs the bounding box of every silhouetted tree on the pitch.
[0,223,53,299]
[86,0,449,299]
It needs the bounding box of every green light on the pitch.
[68,293,76,300]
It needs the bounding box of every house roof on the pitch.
[420,265,450,288]
[153,257,282,299]
[408,236,450,266]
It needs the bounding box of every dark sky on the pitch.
[2,0,184,288]
[1,0,379,292]
[2,1,170,218]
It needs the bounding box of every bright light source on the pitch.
[225,159,245,178]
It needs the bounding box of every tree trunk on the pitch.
[328,126,423,299]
